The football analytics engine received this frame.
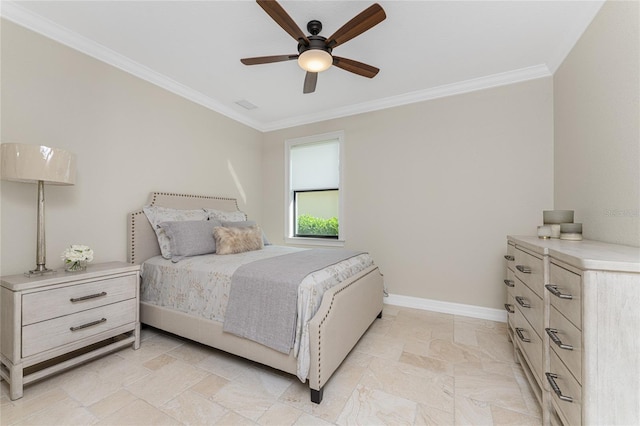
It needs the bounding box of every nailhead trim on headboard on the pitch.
[150,192,239,210]
[129,210,145,264]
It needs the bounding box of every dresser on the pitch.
[505,236,640,425]
[1,262,140,400]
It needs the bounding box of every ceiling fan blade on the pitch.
[241,54,298,65]
[325,3,386,48]
[257,0,309,45]
[303,72,318,94]
[332,56,379,78]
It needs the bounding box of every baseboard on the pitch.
[384,293,507,323]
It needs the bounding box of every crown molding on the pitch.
[2,1,552,133]
[262,64,551,131]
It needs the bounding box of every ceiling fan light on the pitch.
[298,49,332,72]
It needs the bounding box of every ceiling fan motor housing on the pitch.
[298,35,332,56]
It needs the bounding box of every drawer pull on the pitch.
[503,279,515,288]
[545,328,574,351]
[546,372,574,403]
[515,327,531,343]
[545,285,573,300]
[515,296,531,308]
[516,265,531,274]
[69,318,107,332]
[70,291,107,303]
[504,303,515,314]
[504,255,515,261]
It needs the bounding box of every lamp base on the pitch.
[24,267,56,277]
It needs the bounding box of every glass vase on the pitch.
[65,260,87,272]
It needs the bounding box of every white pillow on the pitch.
[205,208,247,222]
[142,205,208,259]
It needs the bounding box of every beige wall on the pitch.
[262,79,554,309]
[554,0,640,247]
[0,21,263,276]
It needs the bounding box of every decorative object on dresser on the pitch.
[541,209,583,241]
[0,262,141,400]
[503,236,639,425]
[128,192,384,404]
[0,143,76,276]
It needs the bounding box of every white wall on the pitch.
[262,79,554,310]
[554,0,639,247]
[0,20,264,276]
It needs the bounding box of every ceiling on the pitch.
[2,1,604,132]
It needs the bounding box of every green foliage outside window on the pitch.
[297,214,339,237]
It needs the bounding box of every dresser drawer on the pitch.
[514,277,543,337]
[22,275,137,325]
[505,243,516,272]
[22,298,137,357]
[548,306,582,384]
[548,349,582,426]
[504,268,516,325]
[548,263,581,329]
[514,248,544,298]
[513,306,543,381]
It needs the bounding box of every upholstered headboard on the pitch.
[127,192,240,264]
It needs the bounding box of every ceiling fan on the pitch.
[241,0,386,94]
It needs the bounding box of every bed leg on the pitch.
[310,387,324,404]
[377,310,383,319]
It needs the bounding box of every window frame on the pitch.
[284,131,345,247]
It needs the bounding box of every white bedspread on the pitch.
[140,246,374,381]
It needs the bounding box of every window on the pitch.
[285,131,344,245]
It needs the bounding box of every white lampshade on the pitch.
[298,49,333,73]
[1,143,76,185]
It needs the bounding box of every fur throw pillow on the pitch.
[213,225,264,255]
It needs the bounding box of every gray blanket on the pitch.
[222,248,364,353]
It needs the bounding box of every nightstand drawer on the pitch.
[22,299,137,357]
[22,275,137,325]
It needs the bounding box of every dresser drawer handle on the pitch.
[515,327,531,343]
[504,255,515,261]
[515,296,530,308]
[69,318,107,332]
[503,279,515,288]
[70,291,107,303]
[546,372,573,403]
[504,303,515,314]
[545,285,573,300]
[516,265,531,274]
[545,328,574,350]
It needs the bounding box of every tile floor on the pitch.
[1,304,542,425]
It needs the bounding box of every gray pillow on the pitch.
[221,220,271,245]
[159,219,222,261]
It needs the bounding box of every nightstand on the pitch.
[0,261,140,400]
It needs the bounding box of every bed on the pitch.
[127,192,384,403]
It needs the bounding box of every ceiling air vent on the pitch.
[235,99,258,110]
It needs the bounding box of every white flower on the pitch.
[61,245,94,263]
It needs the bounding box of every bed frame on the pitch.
[127,192,384,403]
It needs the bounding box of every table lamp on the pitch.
[1,143,76,276]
